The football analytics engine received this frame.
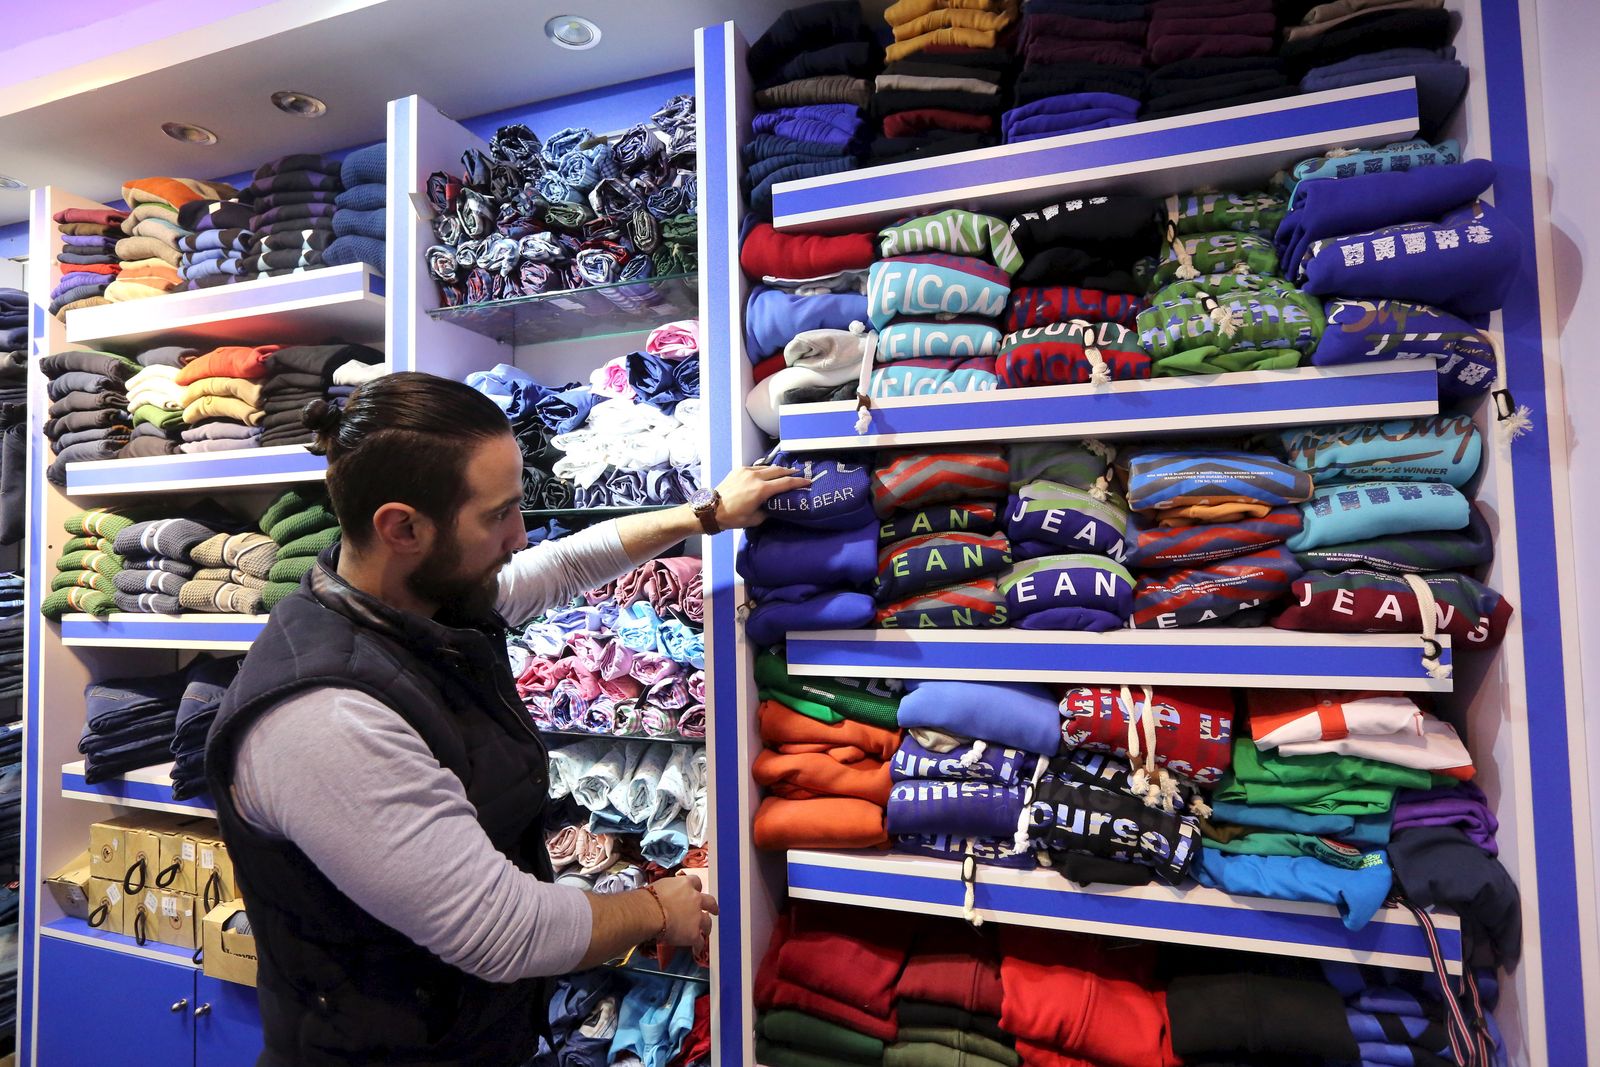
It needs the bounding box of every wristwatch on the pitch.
[689,488,723,534]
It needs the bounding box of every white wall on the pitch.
[1535,1,1600,900]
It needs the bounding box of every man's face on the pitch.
[404,433,526,616]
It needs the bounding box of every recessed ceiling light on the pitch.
[271,90,328,118]
[0,175,24,190]
[161,122,218,145]
[545,14,601,50]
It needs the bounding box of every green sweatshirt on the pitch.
[755,646,901,728]
[760,1010,886,1062]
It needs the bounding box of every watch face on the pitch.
[690,488,717,510]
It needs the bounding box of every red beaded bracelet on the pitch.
[642,883,669,941]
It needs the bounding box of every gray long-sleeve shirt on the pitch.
[230,521,636,982]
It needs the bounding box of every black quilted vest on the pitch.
[206,547,553,1067]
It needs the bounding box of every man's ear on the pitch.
[370,502,433,557]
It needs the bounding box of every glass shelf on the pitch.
[606,947,711,985]
[428,272,699,346]
[536,727,703,746]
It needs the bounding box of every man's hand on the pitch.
[714,464,812,530]
[653,874,719,950]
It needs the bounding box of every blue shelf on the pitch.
[61,761,216,819]
[42,916,198,965]
[60,613,266,651]
[784,629,1453,693]
[780,361,1439,452]
[788,849,1462,975]
[65,446,327,498]
[771,79,1420,231]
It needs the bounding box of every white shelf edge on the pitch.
[61,760,216,819]
[59,612,268,651]
[63,445,328,498]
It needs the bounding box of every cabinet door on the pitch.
[38,936,195,1067]
[194,973,264,1067]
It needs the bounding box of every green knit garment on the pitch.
[884,1041,1013,1067]
[64,508,136,540]
[62,536,113,555]
[896,1029,1016,1066]
[1138,272,1324,377]
[56,550,124,577]
[1168,190,1288,238]
[754,646,900,728]
[757,1039,883,1067]
[267,555,318,584]
[276,525,341,560]
[259,486,329,535]
[760,1011,885,1062]
[50,570,116,596]
[1139,231,1281,291]
[131,403,184,430]
[42,586,114,619]
[897,1002,1010,1045]
[260,582,300,610]
[267,504,338,546]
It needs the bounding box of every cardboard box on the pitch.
[44,851,93,921]
[89,814,169,894]
[139,889,197,950]
[191,832,239,906]
[87,878,126,937]
[155,816,213,895]
[201,901,257,987]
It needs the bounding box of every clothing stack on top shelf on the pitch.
[534,969,709,1067]
[509,556,705,741]
[1281,0,1467,136]
[464,320,703,511]
[0,288,24,546]
[40,349,139,485]
[49,207,126,317]
[257,344,385,448]
[876,0,1016,159]
[110,177,240,302]
[258,486,337,609]
[424,94,698,309]
[326,143,389,272]
[1007,0,1146,142]
[240,154,344,280]
[745,1,875,216]
[170,345,277,452]
[1142,0,1289,121]
[175,196,257,289]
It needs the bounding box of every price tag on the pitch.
[105,884,121,905]
[200,848,215,870]
[181,841,196,862]
[144,891,158,914]
[162,896,178,918]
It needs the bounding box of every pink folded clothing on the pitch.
[647,319,700,359]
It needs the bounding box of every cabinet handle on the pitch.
[170,999,188,1012]
[193,1003,211,1018]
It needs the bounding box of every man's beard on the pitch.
[404,526,508,620]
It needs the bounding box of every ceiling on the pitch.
[0,0,806,228]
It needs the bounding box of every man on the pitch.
[206,371,807,1066]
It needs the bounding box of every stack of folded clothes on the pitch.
[751,647,901,851]
[78,670,188,783]
[887,926,1017,1067]
[1005,0,1146,143]
[0,289,24,545]
[755,901,916,1054]
[745,1,875,217]
[743,282,873,435]
[174,344,281,449]
[741,456,878,644]
[1001,442,1133,630]
[41,349,140,485]
[1273,415,1513,651]
[889,679,1060,871]
[168,656,241,800]
[120,346,195,458]
[326,143,388,272]
[508,556,706,740]
[258,486,340,608]
[425,94,697,309]
[1142,0,1289,119]
[0,576,21,707]
[50,207,127,317]
[546,738,707,869]
[113,507,248,615]
[1281,0,1465,135]
[1122,446,1311,629]
[872,448,1014,629]
[43,508,137,619]
[258,343,385,449]
[876,0,1017,158]
[175,196,257,290]
[108,177,238,302]
[238,154,344,280]
[1137,183,1325,376]
[1000,194,1160,386]
[188,528,278,618]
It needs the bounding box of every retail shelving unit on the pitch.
[60,761,215,819]
[694,3,1596,1062]
[57,614,267,652]
[63,448,325,498]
